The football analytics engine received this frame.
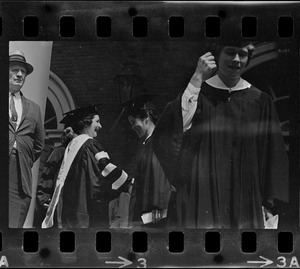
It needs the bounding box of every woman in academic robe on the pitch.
[41,105,132,229]
[152,40,289,229]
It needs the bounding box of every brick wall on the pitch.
[50,40,207,174]
[50,41,207,107]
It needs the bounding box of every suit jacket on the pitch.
[9,92,44,198]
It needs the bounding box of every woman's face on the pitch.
[218,46,249,81]
[84,114,102,138]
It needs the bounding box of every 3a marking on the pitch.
[277,256,299,268]
[247,256,300,268]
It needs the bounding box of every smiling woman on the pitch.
[40,105,133,229]
[62,110,102,138]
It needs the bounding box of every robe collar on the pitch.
[206,75,251,92]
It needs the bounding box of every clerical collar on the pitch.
[206,75,251,92]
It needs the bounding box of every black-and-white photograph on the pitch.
[8,36,298,230]
[2,1,300,267]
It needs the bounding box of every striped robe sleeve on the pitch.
[94,151,131,192]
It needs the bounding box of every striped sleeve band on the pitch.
[112,170,128,190]
[102,163,117,177]
[95,151,109,161]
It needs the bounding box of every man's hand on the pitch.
[190,52,217,88]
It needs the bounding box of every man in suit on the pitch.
[9,50,44,228]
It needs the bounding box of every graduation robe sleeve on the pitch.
[257,92,289,208]
[152,92,185,189]
[86,140,132,202]
[131,139,172,224]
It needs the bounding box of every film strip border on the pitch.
[0,230,295,253]
[0,230,299,267]
[0,2,299,41]
[0,15,295,39]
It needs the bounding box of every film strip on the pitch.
[1,1,299,268]
[3,11,297,39]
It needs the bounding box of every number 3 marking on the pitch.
[137,258,147,268]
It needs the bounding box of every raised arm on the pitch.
[182,52,217,131]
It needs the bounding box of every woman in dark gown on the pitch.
[152,42,289,229]
[126,95,172,228]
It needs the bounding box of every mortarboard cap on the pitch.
[219,17,255,49]
[120,93,162,116]
[60,104,100,127]
[108,93,164,133]
[205,16,255,75]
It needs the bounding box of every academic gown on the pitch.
[59,139,129,228]
[152,81,289,229]
[129,136,172,227]
[35,145,66,227]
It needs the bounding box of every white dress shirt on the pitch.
[9,91,23,148]
[9,91,23,130]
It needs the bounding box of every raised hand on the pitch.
[190,52,217,88]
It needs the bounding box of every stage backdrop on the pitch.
[9,41,53,228]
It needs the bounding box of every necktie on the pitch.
[10,93,18,123]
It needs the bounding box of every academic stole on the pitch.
[41,134,92,228]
